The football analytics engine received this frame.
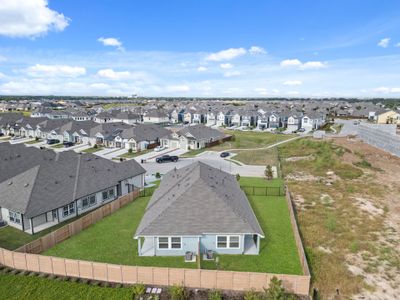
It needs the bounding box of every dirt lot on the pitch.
[280,137,400,299]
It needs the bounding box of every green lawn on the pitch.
[43,178,301,275]
[51,143,64,149]
[180,148,208,157]
[0,214,86,250]
[81,146,103,153]
[0,272,132,300]
[118,149,152,158]
[44,196,197,269]
[25,139,42,144]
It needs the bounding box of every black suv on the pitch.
[63,141,75,147]
[156,155,179,163]
[46,139,60,145]
[220,152,230,158]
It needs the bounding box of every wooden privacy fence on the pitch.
[15,189,140,254]
[0,248,310,295]
[241,185,285,197]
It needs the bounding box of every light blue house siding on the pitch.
[138,233,259,256]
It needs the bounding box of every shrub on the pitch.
[132,283,146,299]
[168,284,188,300]
[128,148,133,154]
[265,165,273,180]
[236,173,241,181]
[155,172,161,179]
[93,144,98,149]
[244,289,263,300]
[264,276,285,299]
[208,289,222,300]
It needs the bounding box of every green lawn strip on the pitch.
[239,177,283,188]
[0,214,87,250]
[118,149,152,158]
[51,143,64,149]
[201,194,302,274]
[43,196,196,269]
[180,148,208,157]
[0,273,132,300]
[82,146,103,153]
[25,139,42,144]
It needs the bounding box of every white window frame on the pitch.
[157,236,182,250]
[216,235,241,249]
[82,195,96,209]
[63,203,75,217]
[9,210,21,224]
[102,188,115,201]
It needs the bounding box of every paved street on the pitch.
[333,119,361,137]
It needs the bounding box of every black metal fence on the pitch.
[241,185,285,197]
[139,185,157,197]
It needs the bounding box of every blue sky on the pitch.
[1,0,400,97]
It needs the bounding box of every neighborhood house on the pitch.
[134,162,264,257]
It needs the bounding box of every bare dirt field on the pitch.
[280,137,400,299]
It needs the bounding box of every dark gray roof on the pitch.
[175,124,225,140]
[120,124,171,142]
[0,143,146,218]
[135,162,264,237]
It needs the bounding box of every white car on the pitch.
[154,146,165,152]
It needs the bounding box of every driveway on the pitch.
[140,152,266,177]
[133,148,187,163]
[332,119,361,137]
[9,137,34,144]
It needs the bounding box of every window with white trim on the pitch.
[9,210,21,224]
[102,188,115,201]
[82,195,96,209]
[63,203,75,217]
[216,235,240,249]
[157,237,182,250]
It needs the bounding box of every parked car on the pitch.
[156,155,179,163]
[298,128,306,132]
[154,146,165,152]
[46,139,60,145]
[63,141,75,147]
[220,152,230,158]
[353,120,360,125]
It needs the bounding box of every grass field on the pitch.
[25,139,42,144]
[43,178,301,274]
[81,146,103,153]
[51,143,64,149]
[0,214,85,250]
[0,272,133,300]
[232,147,279,166]
[118,149,152,158]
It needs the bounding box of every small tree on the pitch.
[244,289,263,300]
[93,144,98,149]
[236,173,241,181]
[155,172,161,179]
[264,276,285,300]
[265,165,273,180]
[168,284,188,300]
[132,283,146,299]
[128,148,133,154]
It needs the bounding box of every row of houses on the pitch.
[0,143,146,234]
[0,113,228,152]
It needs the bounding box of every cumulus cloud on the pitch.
[97,68,130,79]
[283,80,303,86]
[249,46,266,55]
[254,88,268,95]
[0,0,69,38]
[165,85,190,92]
[220,63,233,69]
[280,59,302,67]
[223,70,241,77]
[377,38,390,48]
[280,59,326,70]
[197,66,208,72]
[206,48,247,61]
[98,37,123,50]
[25,64,86,77]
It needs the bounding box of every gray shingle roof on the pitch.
[175,124,225,140]
[0,143,146,218]
[135,162,264,237]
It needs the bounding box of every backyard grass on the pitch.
[44,196,197,269]
[43,178,302,275]
[233,147,279,166]
[81,146,103,153]
[0,214,87,250]
[0,272,133,300]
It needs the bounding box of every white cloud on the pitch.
[0,55,7,62]
[97,68,130,79]
[280,59,302,67]
[377,38,390,48]
[0,72,6,79]
[283,80,303,86]
[197,66,208,72]
[373,86,400,94]
[300,61,326,70]
[249,46,266,55]
[281,59,326,70]
[25,64,86,77]
[395,42,400,48]
[223,70,241,77]
[165,85,190,92]
[0,0,69,38]
[220,63,233,69]
[98,37,123,50]
[287,91,300,95]
[90,83,110,89]
[206,48,247,61]
[254,88,268,95]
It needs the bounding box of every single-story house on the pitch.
[134,162,264,257]
[0,143,146,234]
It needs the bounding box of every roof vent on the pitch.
[24,183,29,187]
[8,182,12,185]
